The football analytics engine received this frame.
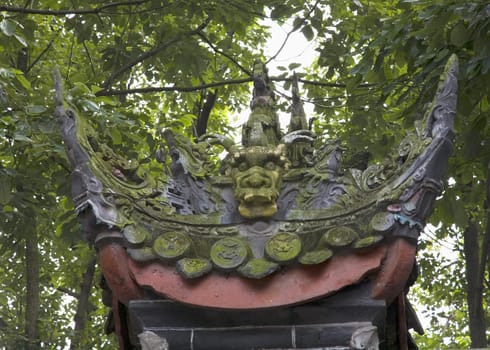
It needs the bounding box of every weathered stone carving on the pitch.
[229,144,288,219]
[56,55,458,281]
[56,55,458,349]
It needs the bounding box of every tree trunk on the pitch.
[195,91,217,137]
[70,257,97,350]
[463,222,487,347]
[25,225,40,350]
[485,161,490,283]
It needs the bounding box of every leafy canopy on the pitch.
[0,0,489,348]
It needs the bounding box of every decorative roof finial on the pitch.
[288,72,308,132]
[252,59,272,98]
[242,60,281,147]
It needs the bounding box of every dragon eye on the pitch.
[265,161,276,170]
[238,162,248,171]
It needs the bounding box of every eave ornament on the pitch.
[56,55,458,349]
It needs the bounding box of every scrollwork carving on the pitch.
[57,56,459,279]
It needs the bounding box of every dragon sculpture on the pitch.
[56,55,458,349]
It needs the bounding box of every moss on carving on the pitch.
[353,235,384,249]
[299,249,333,265]
[177,258,213,279]
[238,258,280,279]
[153,232,191,260]
[322,227,358,247]
[210,237,249,270]
[123,225,148,246]
[60,57,458,279]
[369,212,395,233]
[228,145,289,219]
[265,232,302,263]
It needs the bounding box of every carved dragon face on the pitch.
[229,145,288,219]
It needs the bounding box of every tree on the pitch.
[303,0,490,347]
[0,0,488,348]
[0,0,309,347]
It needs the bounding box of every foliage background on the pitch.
[0,0,488,348]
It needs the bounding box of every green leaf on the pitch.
[0,179,11,205]
[0,19,16,36]
[38,121,57,134]
[13,33,27,47]
[81,99,100,112]
[288,63,301,70]
[0,87,7,105]
[301,25,314,41]
[111,129,122,145]
[450,22,468,48]
[0,67,20,78]
[451,200,467,228]
[292,17,304,31]
[2,204,13,212]
[72,82,92,96]
[15,74,31,90]
[13,133,33,143]
[25,105,47,115]
[353,0,363,7]
[178,113,196,128]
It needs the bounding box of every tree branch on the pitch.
[25,221,40,350]
[70,257,97,350]
[95,77,252,96]
[226,1,266,20]
[101,18,211,89]
[26,39,55,74]
[272,77,375,89]
[266,0,320,64]
[464,222,487,347]
[57,286,80,299]
[0,1,149,16]
[196,32,251,76]
[195,90,217,137]
[82,42,96,77]
[95,75,378,97]
[484,161,490,298]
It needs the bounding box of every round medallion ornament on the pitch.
[123,225,147,246]
[153,231,191,260]
[177,258,212,279]
[210,237,249,270]
[127,247,156,262]
[369,212,395,233]
[323,226,357,247]
[265,232,302,263]
[238,258,279,279]
[353,235,384,249]
[299,248,333,265]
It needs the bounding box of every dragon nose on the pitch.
[244,174,270,188]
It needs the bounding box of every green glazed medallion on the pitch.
[265,232,302,263]
[176,258,213,278]
[210,237,249,270]
[353,235,384,249]
[153,232,191,260]
[299,248,333,265]
[322,227,357,247]
[238,258,280,279]
[127,247,156,261]
[369,212,395,233]
[123,225,147,246]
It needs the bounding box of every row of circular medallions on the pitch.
[123,212,396,279]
